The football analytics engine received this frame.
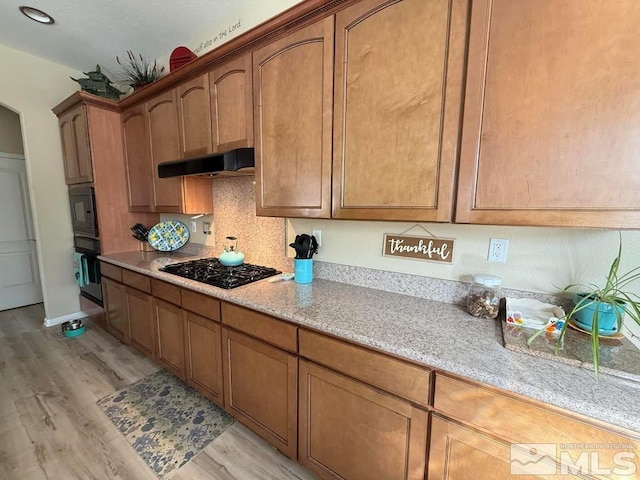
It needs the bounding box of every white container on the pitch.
[467,274,502,319]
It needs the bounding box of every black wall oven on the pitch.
[74,236,103,305]
[69,186,102,305]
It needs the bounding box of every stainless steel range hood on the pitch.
[157,148,254,178]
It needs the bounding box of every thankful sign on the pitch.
[383,234,454,264]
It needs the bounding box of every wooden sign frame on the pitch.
[382,226,454,264]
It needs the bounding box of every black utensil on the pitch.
[309,235,319,258]
[289,242,304,259]
[301,236,311,259]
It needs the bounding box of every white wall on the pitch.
[157,0,303,66]
[0,44,80,321]
[0,106,24,154]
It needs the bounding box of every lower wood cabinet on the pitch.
[125,286,155,358]
[184,310,224,408]
[428,414,556,479]
[102,277,127,343]
[154,298,185,379]
[433,373,640,478]
[298,360,428,480]
[222,327,298,458]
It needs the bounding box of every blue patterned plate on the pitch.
[147,221,190,251]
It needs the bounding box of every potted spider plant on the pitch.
[528,235,640,377]
[116,50,165,90]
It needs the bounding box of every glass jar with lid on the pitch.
[467,274,502,319]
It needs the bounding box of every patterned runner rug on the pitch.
[98,369,233,478]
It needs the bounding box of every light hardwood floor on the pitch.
[0,303,317,480]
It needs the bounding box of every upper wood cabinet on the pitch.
[332,0,468,221]
[210,53,254,153]
[122,105,154,212]
[457,0,640,228]
[54,94,159,253]
[177,74,213,159]
[146,90,184,212]
[253,17,334,218]
[58,104,93,184]
[144,90,213,214]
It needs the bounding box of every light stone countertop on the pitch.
[99,251,640,435]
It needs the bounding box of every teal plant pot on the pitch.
[572,293,624,334]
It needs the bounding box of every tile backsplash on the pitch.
[161,176,292,272]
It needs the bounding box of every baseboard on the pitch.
[43,310,89,327]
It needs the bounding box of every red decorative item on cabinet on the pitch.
[170,46,197,72]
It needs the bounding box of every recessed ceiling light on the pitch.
[19,6,54,25]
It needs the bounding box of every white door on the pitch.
[0,153,43,311]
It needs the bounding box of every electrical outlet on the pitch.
[190,221,197,233]
[488,238,508,263]
[312,229,322,247]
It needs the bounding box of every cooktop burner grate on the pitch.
[159,258,280,289]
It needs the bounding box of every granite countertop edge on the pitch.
[98,252,640,435]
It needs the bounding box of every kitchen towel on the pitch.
[73,252,89,287]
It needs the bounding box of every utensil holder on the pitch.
[140,241,154,252]
[294,259,313,284]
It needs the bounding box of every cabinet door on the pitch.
[154,298,185,379]
[122,105,154,211]
[125,287,155,357]
[59,111,78,184]
[332,0,467,222]
[299,360,428,480]
[185,311,224,407]
[59,105,93,184]
[210,53,253,152]
[222,327,297,458]
[146,90,183,212]
[457,0,640,228]
[428,415,560,479]
[102,277,128,343]
[177,74,213,159]
[253,17,333,218]
[71,105,93,183]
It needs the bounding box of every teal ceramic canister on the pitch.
[294,259,313,284]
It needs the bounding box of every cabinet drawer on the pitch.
[434,373,640,471]
[299,329,431,407]
[181,289,221,321]
[151,278,181,306]
[122,269,151,293]
[221,303,297,352]
[100,262,122,282]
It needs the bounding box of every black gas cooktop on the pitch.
[159,258,280,289]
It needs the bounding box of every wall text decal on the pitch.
[193,20,243,55]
